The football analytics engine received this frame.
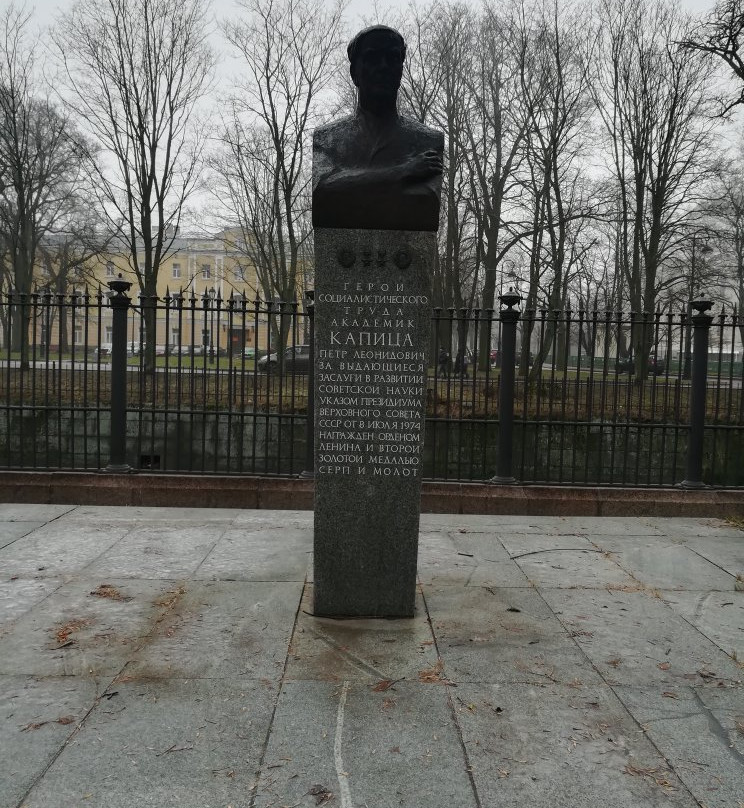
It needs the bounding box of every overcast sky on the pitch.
[27,0,721,33]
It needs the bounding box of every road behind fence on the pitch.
[1,286,742,487]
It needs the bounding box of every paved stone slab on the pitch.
[455,682,699,808]
[460,560,533,588]
[68,505,241,522]
[653,518,744,540]
[417,528,529,587]
[0,504,74,521]
[232,509,312,528]
[21,678,277,808]
[0,576,61,627]
[554,516,667,537]
[606,544,736,591]
[0,521,46,550]
[285,587,437,682]
[0,578,179,677]
[419,514,554,533]
[83,522,226,579]
[497,531,596,558]
[433,529,531,588]
[661,591,744,661]
[424,584,604,686]
[0,675,99,808]
[417,529,482,585]
[448,529,512,559]
[612,685,744,808]
[126,581,302,680]
[0,522,130,578]
[683,537,744,579]
[194,527,311,581]
[253,681,478,808]
[514,548,637,589]
[542,589,744,687]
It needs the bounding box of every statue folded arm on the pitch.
[312,124,444,231]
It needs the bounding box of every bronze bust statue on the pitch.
[312,26,444,232]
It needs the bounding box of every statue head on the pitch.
[348,26,406,111]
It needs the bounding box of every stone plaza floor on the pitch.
[0,504,742,808]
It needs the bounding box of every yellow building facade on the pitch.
[33,229,278,356]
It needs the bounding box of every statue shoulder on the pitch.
[399,116,444,150]
[314,115,357,146]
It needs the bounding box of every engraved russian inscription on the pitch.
[315,266,427,478]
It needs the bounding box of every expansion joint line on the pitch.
[420,586,483,808]
[533,584,702,808]
[334,680,353,808]
[248,575,307,808]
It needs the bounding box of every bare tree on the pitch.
[681,0,744,115]
[213,0,345,356]
[459,1,536,370]
[399,2,481,369]
[53,0,216,367]
[35,203,111,354]
[706,153,744,343]
[589,0,718,375]
[0,4,94,363]
[517,0,596,377]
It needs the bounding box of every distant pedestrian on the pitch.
[438,348,448,376]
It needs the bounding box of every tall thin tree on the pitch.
[53,0,216,368]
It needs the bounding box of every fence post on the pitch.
[300,290,315,478]
[679,298,714,489]
[489,288,521,484]
[105,275,133,473]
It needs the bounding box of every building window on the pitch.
[105,326,113,342]
[202,264,211,280]
[74,326,83,344]
[106,262,115,277]
[172,263,181,279]
[171,328,180,347]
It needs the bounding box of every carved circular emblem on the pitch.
[336,249,356,268]
[393,249,412,270]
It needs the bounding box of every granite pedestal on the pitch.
[313,228,433,617]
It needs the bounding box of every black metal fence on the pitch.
[1,284,742,487]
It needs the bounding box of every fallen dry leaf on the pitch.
[154,586,186,609]
[52,618,93,647]
[657,662,671,671]
[662,691,679,699]
[372,679,400,692]
[155,743,194,756]
[21,716,76,732]
[624,764,674,789]
[89,584,131,602]
[308,784,333,805]
[418,660,455,686]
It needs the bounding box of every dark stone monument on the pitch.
[312,26,443,617]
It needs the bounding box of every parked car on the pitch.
[257,344,311,373]
[93,343,112,358]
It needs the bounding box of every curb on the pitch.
[0,471,742,517]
